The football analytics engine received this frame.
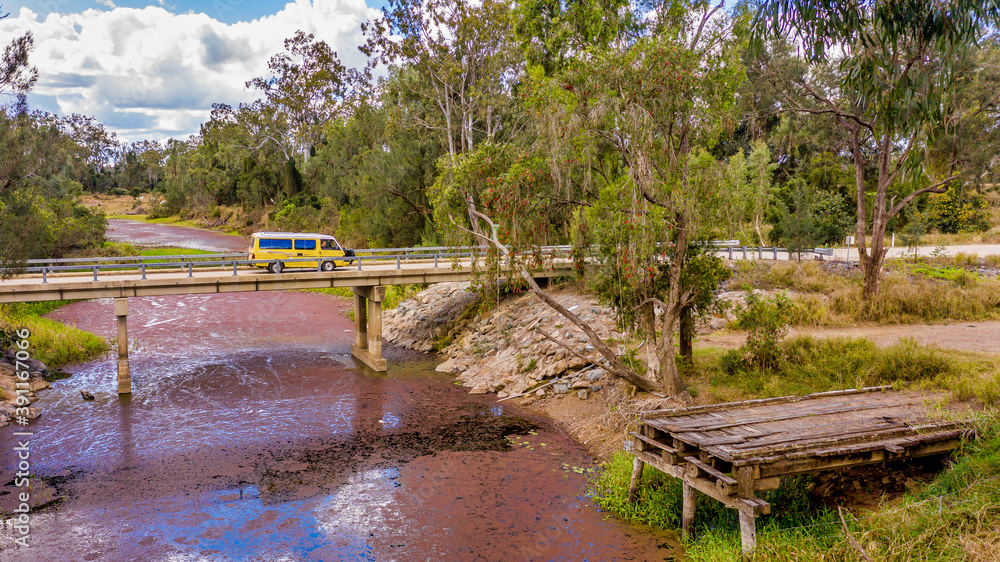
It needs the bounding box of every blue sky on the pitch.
[0,1,386,142]
[6,0,389,25]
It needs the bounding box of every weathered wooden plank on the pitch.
[728,421,970,460]
[661,400,910,433]
[754,437,966,477]
[684,456,738,495]
[641,386,892,419]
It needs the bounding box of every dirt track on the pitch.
[699,321,1000,354]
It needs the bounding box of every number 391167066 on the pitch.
[13,328,33,414]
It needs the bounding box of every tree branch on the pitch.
[887,175,958,220]
[452,211,661,393]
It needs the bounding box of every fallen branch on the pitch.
[838,506,872,562]
[451,211,662,393]
[534,325,597,365]
[497,374,574,402]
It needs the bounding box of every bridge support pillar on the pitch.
[115,297,132,395]
[351,286,387,371]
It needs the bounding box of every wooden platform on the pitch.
[626,386,975,558]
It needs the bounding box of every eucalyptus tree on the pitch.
[246,31,358,161]
[447,0,747,394]
[752,0,1000,299]
[362,0,524,237]
[0,27,36,107]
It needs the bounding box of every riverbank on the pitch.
[383,281,671,461]
[0,302,108,427]
[383,280,1000,560]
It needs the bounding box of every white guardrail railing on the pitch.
[12,242,836,284]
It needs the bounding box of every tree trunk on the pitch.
[859,242,887,300]
[679,305,693,364]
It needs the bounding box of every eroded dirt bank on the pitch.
[0,290,676,560]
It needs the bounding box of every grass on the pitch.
[305,284,425,311]
[592,412,1000,561]
[1,302,107,367]
[729,260,1000,326]
[695,335,1000,406]
[684,414,1000,561]
[138,247,216,256]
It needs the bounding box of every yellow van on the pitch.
[248,232,354,273]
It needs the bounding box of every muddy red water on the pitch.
[107,219,249,252]
[1,290,677,560]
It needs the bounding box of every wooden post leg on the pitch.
[739,510,757,559]
[682,481,697,539]
[736,465,757,559]
[627,456,645,503]
[115,298,131,395]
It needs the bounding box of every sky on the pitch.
[0,1,388,143]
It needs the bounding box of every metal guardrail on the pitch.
[716,245,834,260]
[11,242,837,284]
[17,245,577,284]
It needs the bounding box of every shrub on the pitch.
[724,292,794,372]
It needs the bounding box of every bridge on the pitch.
[0,248,575,395]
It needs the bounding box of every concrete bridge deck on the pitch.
[0,259,575,394]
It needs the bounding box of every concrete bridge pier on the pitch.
[351,286,387,371]
[115,297,132,395]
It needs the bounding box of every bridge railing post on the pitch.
[42,268,47,284]
[93,265,98,281]
[141,264,146,279]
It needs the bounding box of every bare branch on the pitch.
[452,211,662,393]
[887,175,958,219]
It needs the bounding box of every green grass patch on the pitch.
[138,247,215,256]
[730,261,1000,325]
[1,302,107,368]
[701,335,1000,406]
[304,284,425,311]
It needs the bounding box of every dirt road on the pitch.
[699,321,1000,354]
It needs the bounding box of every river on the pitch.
[0,220,676,561]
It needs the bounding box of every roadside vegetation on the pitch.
[0,302,107,367]
[729,257,1000,326]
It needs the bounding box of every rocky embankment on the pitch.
[384,282,633,401]
[384,282,755,401]
[0,352,49,427]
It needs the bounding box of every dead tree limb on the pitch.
[454,211,662,393]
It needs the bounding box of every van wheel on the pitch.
[269,261,283,274]
[321,260,335,272]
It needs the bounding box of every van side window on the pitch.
[259,238,293,250]
[321,240,335,250]
[294,239,317,250]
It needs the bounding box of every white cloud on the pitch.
[0,1,378,143]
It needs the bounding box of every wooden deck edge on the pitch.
[626,441,769,516]
[642,386,892,419]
